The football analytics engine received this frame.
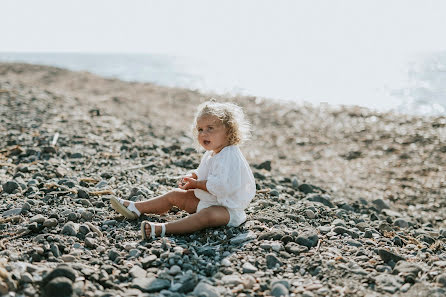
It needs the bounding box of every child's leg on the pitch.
[144,206,230,236]
[121,189,199,214]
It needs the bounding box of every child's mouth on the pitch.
[203,140,210,145]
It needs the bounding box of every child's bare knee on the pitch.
[199,207,228,226]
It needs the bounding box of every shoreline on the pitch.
[1,62,445,296]
[1,53,444,118]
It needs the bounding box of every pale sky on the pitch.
[2,0,446,111]
[2,0,446,60]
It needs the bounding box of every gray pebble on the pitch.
[242,262,258,273]
[296,230,319,248]
[84,237,96,249]
[271,283,289,297]
[61,222,78,236]
[192,281,219,297]
[394,218,409,228]
[43,218,58,228]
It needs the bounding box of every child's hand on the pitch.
[178,177,198,190]
[178,173,197,188]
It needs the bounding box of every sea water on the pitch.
[0,51,445,116]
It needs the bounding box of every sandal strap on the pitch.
[149,222,156,239]
[117,198,140,217]
[127,201,141,217]
[160,223,166,237]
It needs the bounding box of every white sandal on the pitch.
[141,221,166,240]
[110,196,141,220]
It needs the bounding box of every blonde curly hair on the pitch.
[192,100,251,150]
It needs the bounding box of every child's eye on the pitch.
[208,127,213,131]
[198,128,203,132]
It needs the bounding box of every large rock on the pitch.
[42,265,77,286]
[41,277,73,297]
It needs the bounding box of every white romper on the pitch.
[193,145,256,227]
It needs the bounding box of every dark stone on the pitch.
[77,189,89,199]
[392,236,404,247]
[298,184,314,194]
[255,160,271,171]
[266,253,282,269]
[333,226,359,238]
[418,234,435,245]
[378,248,405,263]
[50,244,60,258]
[372,198,390,212]
[42,277,73,297]
[307,194,334,208]
[177,273,198,293]
[42,265,76,286]
[3,181,20,194]
[70,152,83,158]
[108,249,120,261]
[42,146,57,154]
[258,231,284,241]
[280,235,294,244]
[197,246,216,257]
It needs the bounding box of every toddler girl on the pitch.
[110,100,256,240]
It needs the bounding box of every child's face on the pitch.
[196,115,229,154]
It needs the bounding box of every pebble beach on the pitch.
[1,62,446,296]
